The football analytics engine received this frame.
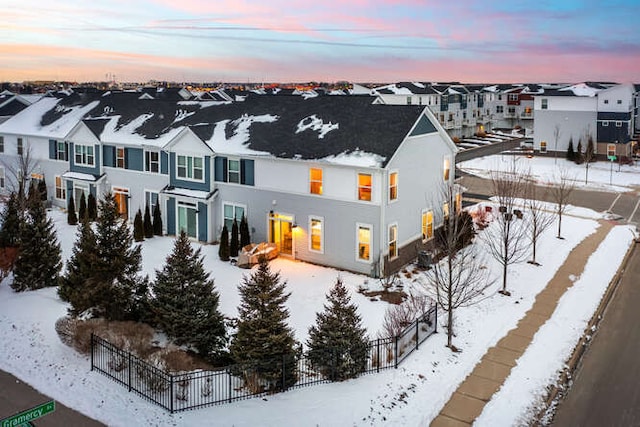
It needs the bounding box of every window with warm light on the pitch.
[455,193,462,213]
[443,202,450,219]
[443,157,451,181]
[113,187,129,217]
[540,141,547,153]
[55,176,65,200]
[388,224,398,259]
[358,173,372,201]
[422,210,433,241]
[116,147,125,168]
[389,172,398,201]
[310,216,323,253]
[309,168,323,195]
[357,224,371,261]
[607,144,616,157]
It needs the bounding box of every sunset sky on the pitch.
[1,0,639,84]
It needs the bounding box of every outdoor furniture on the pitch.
[237,242,278,268]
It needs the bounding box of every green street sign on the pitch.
[1,400,55,427]
[608,155,617,161]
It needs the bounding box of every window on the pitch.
[74,144,94,166]
[455,192,462,213]
[616,121,623,127]
[389,172,398,201]
[113,187,129,217]
[607,144,616,157]
[356,224,371,262]
[388,224,398,259]
[443,156,451,181]
[604,99,609,104]
[0,167,4,189]
[223,202,246,232]
[509,94,518,102]
[116,147,125,168]
[56,141,66,160]
[541,99,548,110]
[496,105,504,114]
[498,94,502,100]
[145,191,158,209]
[358,173,372,201]
[17,138,23,155]
[443,202,450,219]
[0,136,4,153]
[55,176,65,200]
[508,106,516,115]
[309,168,323,195]
[227,159,240,183]
[602,121,609,127]
[309,216,323,253]
[178,201,197,238]
[540,141,547,153]
[145,151,159,173]
[177,155,204,181]
[73,183,89,207]
[422,210,433,241]
[406,96,412,105]
[617,99,622,105]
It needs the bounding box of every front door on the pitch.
[269,213,293,256]
[113,187,129,218]
[178,202,197,238]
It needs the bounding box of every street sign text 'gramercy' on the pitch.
[1,400,55,427]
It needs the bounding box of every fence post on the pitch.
[90,333,94,371]
[415,319,419,351]
[376,339,380,373]
[394,336,399,369]
[128,352,132,392]
[170,374,174,414]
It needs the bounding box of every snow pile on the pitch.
[295,114,339,139]
[322,149,385,168]
[558,83,601,97]
[207,114,277,156]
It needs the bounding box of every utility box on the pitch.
[418,250,432,268]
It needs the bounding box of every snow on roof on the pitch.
[295,115,339,139]
[558,83,601,97]
[161,187,213,200]
[61,171,103,182]
[0,97,100,139]
[412,82,425,88]
[321,150,386,168]
[202,114,277,156]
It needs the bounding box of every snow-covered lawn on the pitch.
[459,154,640,193]
[1,197,635,425]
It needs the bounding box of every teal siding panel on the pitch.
[198,202,207,242]
[127,147,144,171]
[167,197,176,235]
[161,151,168,175]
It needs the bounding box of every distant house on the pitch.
[0,90,458,277]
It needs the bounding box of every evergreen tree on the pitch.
[37,176,47,201]
[306,278,370,380]
[152,202,163,236]
[78,193,87,222]
[566,137,575,162]
[0,192,22,247]
[87,193,97,221]
[230,218,239,257]
[575,140,584,164]
[143,203,153,238]
[67,194,77,226]
[12,196,62,291]
[218,225,230,261]
[240,214,251,248]
[152,231,227,361]
[58,217,99,312]
[133,209,144,242]
[230,258,298,390]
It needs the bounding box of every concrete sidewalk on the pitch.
[430,220,614,427]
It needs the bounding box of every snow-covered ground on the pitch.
[0,154,637,426]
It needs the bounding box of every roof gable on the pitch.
[409,114,437,136]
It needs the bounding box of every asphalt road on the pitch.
[458,174,640,225]
[0,370,104,426]
[551,245,640,427]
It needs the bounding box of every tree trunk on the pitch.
[557,213,562,238]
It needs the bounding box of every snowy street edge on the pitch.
[534,234,638,423]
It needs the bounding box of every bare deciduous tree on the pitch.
[480,159,530,295]
[1,144,39,210]
[525,182,554,266]
[423,183,493,350]
[549,168,576,239]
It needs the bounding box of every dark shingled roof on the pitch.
[73,93,431,167]
[0,98,29,117]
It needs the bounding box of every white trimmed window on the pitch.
[55,176,65,200]
[422,210,433,241]
[56,141,66,160]
[227,159,240,183]
[145,151,159,173]
[389,172,398,201]
[356,223,372,262]
[607,144,616,157]
[309,216,324,253]
[177,155,204,181]
[74,144,95,166]
[541,99,548,109]
[309,168,323,195]
[443,156,451,181]
[73,182,89,206]
[223,202,246,231]
[388,224,398,259]
[358,173,372,201]
[616,121,623,127]
[17,138,23,155]
[0,166,5,189]
[145,191,159,209]
[0,136,4,153]
[540,141,547,153]
[602,121,609,127]
[116,147,125,168]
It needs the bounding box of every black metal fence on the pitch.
[90,305,437,413]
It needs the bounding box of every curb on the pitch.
[536,233,638,422]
